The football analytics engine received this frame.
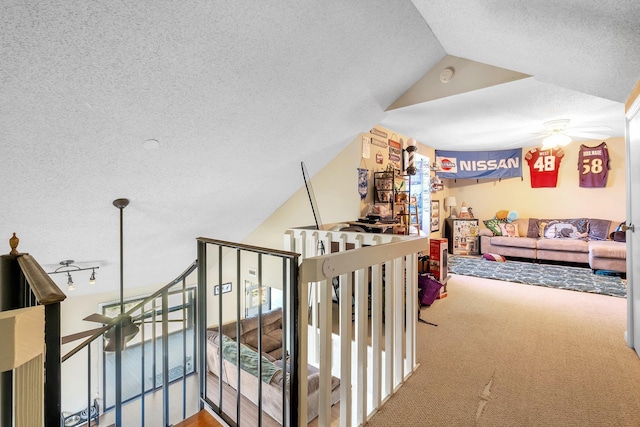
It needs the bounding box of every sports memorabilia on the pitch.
[525,147,564,188]
[578,142,609,188]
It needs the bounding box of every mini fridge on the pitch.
[444,218,479,255]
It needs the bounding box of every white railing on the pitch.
[284,228,428,426]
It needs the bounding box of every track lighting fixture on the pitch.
[48,260,100,291]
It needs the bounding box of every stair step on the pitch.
[172,409,225,427]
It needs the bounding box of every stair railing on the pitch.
[0,244,66,427]
[285,228,426,426]
[196,238,301,427]
[61,261,198,427]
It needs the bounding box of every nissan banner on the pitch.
[435,149,522,179]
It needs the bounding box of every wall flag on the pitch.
[358,168,369,200]
[435,149,522,179]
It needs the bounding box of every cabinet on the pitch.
[444,218,479,255]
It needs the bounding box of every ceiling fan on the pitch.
[520,119,612,149]
[60,198,180,352]
[62,313,140,351]
[62,310,184,351]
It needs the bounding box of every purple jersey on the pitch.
[578,142,609,188]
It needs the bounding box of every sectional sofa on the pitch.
[206,308,341,424]
[479,217,626,273]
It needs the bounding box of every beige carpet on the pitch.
[367,274,640,426]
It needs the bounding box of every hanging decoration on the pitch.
[357,168,369,200]
[358,168,369,200]
[362,135,371,159]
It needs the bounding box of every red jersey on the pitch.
[578,142,609,188]
[525,147,564,188]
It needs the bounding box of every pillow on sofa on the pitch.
[483,219,503,236]
[541,219,589,240]
[498,222,519,237]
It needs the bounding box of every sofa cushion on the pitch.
[589,241,626,260]
[273,359,340,395]
[244,331,282,356]
[242,307,282,334]
[489,236,537,249]
[536,238,589,252]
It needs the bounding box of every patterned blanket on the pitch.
[221,335,281,384]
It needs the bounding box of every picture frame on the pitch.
[430,200,440,232]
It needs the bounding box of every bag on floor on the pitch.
[418,275,442,306]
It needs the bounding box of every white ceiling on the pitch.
[1,1,639,297]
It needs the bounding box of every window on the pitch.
[101,287,196,409]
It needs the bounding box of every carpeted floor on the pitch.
[367,274,640,426]
[448,255,626,298]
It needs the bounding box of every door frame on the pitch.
[625,81,640,352]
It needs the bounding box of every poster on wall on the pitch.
[362,135,371,159]
[435,149,522,179]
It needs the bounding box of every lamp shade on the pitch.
[444,196,457,208]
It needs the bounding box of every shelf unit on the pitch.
[373,169,418,234]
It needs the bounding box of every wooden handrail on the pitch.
[16,254,66,305]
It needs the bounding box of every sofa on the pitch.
[479,217,626,273]
[208,307,286,360]
[206,308,341,424]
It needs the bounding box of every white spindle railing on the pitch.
[284,228,427,426]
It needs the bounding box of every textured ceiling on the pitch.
[1,1,639,297]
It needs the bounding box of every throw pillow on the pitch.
[499,222,519,237]
[542,219,589,240]
[483,219,503,236]
[483,253,506,262]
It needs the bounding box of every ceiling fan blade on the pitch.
[84,313,115,324]
[564,131,611,140]
[568,126,612,133]
[62,327,107,345]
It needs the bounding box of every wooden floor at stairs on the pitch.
[173,409,224,427]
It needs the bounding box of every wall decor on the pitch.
[388,139,401,150]
[357,168,369,200]
[362,135,371,159]
[214,282,232,295]
[389,147,401,156]
[431,200,440,232]
[371,137,388,148]
[371,128,387,138]
[376,151,384,164]
[389,153,401,163]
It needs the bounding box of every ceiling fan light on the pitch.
[542,133,571,149]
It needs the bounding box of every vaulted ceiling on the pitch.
[2,1,639,296]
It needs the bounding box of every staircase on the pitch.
[2,232,424,426]
[173,409,224,427]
